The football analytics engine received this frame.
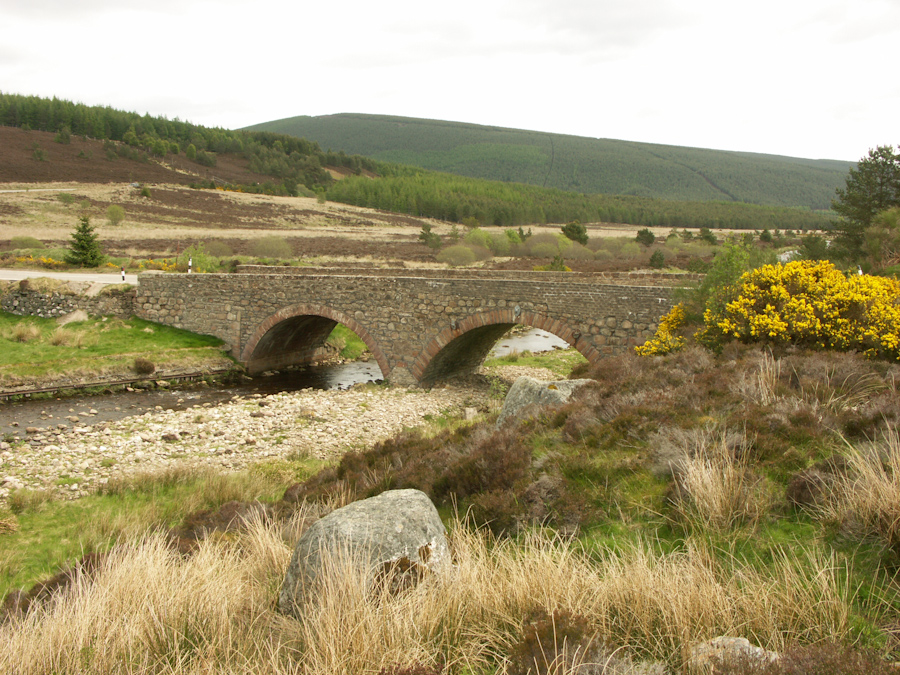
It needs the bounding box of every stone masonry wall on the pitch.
[1,282,135,319]
[135,271,677,385]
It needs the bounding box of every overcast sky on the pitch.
[1,0,897,161]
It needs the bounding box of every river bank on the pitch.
[0,380,488,503]
[0,362,564,505]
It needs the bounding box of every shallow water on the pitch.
[1,328,569,439]
[488,328,569,357]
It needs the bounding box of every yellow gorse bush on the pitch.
[138,258,177,272]
[16,255,66,269]
[700,260,900,360]
[635,303,686,356]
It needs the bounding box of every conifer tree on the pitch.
[833,145,900,259]
[65,216,105,267]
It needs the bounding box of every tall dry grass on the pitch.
[654,424,767,532]
[48,326,93,347]
[0,515,860,675]
[733,350,781,406]
[8,322,41,343]
[676,433,767,531]
[823,428,900,555]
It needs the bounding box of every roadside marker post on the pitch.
[189,257,192,274]
[121,267,125,282]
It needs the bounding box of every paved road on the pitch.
[0,269,139,285]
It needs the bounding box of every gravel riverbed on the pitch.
[0,365,556,503]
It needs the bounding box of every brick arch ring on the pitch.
[410,309,603,382]
[240,303,391,379]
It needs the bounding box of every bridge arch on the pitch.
[411,309,602,384]
[240,303,390,377]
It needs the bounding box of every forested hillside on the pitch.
[0,93,840,230]
[247,113,852,210]
[327,169,835,230]
[0,93,379,196]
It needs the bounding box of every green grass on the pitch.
[0,312,230,385]
[325,323,368,360]
[0,460,326,596]
[484,346,588,377]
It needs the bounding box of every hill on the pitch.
[0,126,264,186]
[0,93,838,235]
[245,113,853,210]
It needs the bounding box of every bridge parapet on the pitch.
[135,270,680,386]
[235,264,698,286]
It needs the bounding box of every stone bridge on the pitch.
[134,267,679,386]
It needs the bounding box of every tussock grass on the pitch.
[673,429,769,532]
[47,326,92,348]
[0,465,309,596]
[8,321,41,343]
[7,488,54,514]
[823,428,900,556]
[0,518,860,674]
[733,349,781,406]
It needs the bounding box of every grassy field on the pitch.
[0,310,233,390]
[483,345,588,378]
[2,344,899,673]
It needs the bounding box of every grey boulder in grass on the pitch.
[278,489,450,617]
[496,376,595,427]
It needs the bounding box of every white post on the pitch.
[121,267,125,282]
[188,256,193,274]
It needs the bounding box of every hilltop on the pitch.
[245,113,853,210]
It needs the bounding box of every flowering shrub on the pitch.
[635,303,686,356]
[16,254,66,269]
[698,260,900,360]
[138,258,177,272]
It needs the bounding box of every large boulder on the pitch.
[278,489,449,617]
[497,376,595,427]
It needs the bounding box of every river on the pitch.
[0,328,569,439]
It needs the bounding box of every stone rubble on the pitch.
[0,383,492,503]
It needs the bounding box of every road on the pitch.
[0,269,140,285]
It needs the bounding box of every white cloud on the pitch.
[0,0,897,160]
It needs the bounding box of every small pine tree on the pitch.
[418,224,442,249]
[548,254,568,271]
[635,228,656,247]
[64,216,105,267]
[561,220,588,246]
[54,126,71,144]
